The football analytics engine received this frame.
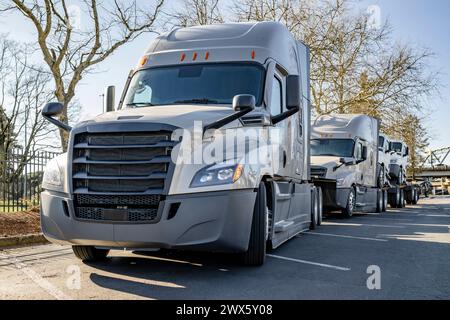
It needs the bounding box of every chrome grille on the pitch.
[310,166,328,179]
[72,131,176,223]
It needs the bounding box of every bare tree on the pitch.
[166,0,223,28]
[2,0,165,151]
[231,0,439,168]
[0,37,55,183]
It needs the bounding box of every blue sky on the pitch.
[0,0,449,152]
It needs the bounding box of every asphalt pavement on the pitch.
[1,196,449,300]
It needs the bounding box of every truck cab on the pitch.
[389,140,409,185]
[378,134,392,187]
[40,22,322,266]
[311,114,385,217]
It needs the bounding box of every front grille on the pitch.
[76,194,161,206]
[75,207,158,222]
[72,131,176,223]
[311,166,327,179]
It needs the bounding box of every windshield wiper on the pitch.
[126,102,155,108]
[174,98,220,105]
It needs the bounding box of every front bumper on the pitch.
[41,189,256,253]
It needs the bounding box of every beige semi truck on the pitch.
[40,22,323,266]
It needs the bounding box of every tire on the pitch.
[72,246,109,262]
[412,189,419,205]
[317,187,323,226]
[378,167,385,189]
[241,183,268,266]
[310,188,319,230]
[376,189,383,213]
[382,190,388,212]
[389,187,400,208]
[342,188,356,218]
[399,189,405,208]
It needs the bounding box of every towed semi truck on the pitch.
[40,22,323,266]
[310,114,386,217]
[387,140,420,207]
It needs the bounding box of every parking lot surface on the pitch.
[1,196,449,300]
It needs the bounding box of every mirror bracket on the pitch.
[271,106,300,125]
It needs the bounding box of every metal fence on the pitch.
[0,149,59,213]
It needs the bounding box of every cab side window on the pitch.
[270,76,282,116]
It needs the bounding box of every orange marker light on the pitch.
[251,50,256,59]
[193,52,198,61]
[233,164,244,182]
[205,52,210,60]
[139,56,148,67]
[181,53,186,61]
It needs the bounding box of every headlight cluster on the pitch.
[42,155,66,192]
[191,163,244,188]
[336,178,345,187]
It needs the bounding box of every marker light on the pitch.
[205,52,210,60]
[193,52,198,61]
[139,56,148,67]
[251,50,256,59]
[181,53,186,61]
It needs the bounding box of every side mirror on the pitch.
[232,94,256,112]
[104,86,116,113]
[272,75,301,125]
[362,146,368,161]
[339,157,346,164]
[286,75,300,110]
[404,147,409,157]
[42,102,72,132]
[203,95,255,135]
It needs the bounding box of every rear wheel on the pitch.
[382,190,388,212]
[72,246,109,262]
[342,188,356,218]
[399,189,406,208]
[241,183,268,266]
[317,187,323,226]
[411,188,419,205]
[376,189,383,213]
[310,188,319,230]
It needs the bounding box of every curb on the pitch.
[0,234,49,248]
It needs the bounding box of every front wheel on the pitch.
[241,183,268,266]
[342,188,356,218]
[72,246,109,262]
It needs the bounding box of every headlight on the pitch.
[42,156,65,191]
[336,178,345,187]
[190,163,244,188]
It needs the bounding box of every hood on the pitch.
[310,156,342,170]
[88,105,236,129]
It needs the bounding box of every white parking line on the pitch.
[305,232,388,242]
[267,254,351,271]
[418,214,450,218]
[323,222,405,228]
[0,252,73,300]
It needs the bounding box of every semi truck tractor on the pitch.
[387,140,419,207]
[40,22,323,266]
[378,133,392,188]
[310,114,385,217]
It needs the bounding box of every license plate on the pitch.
[103,209,128,221]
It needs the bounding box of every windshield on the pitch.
[392,142,403,153]
[311,139,355,158]
[124,63,265,107]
